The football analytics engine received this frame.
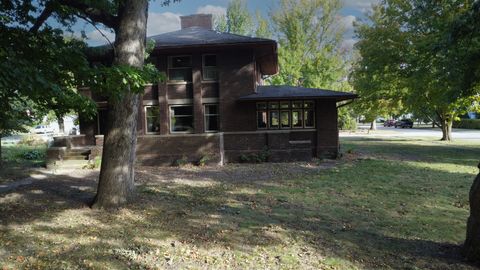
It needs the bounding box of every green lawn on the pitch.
[0,138,479,269]
[0,144,46,184]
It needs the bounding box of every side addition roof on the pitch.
[238,85,358,102]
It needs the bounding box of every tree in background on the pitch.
[215,0,253,35]
[352,1,480,140]
[269,0,346,90]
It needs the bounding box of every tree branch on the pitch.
[30,2,54,33]
[57,0,118,29]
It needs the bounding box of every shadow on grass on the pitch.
[0,159,478,269]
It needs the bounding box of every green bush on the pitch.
[239,147,270,163]
[174,156,189,167]
[453,119,480,129]
[22,150,44,160]
[197,155,210,166]
[19,135,47,146]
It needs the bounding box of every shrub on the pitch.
[197,155,210,166]
[453,119,480,129]
[239,147,270,163]
[174,156,189,167]
[22,150,44,160]
[83,156,102,170]
[19,135,46,146]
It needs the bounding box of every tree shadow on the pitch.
[0,160,478,269]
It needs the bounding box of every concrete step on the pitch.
[47,160,90,169]
[62,155,89,160]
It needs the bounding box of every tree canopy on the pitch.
[352,0,480,140]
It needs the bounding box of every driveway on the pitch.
[341,125,480,140]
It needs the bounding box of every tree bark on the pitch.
[370,120,377,130]
[464,163,480,261]
[440,118,453,141]
[92,0,148,209]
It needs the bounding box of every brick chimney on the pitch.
[180,14,213,30]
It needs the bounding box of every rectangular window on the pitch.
[292,110,303,128]
[280,110,290,128]
[269,110,279,128]
[304,109,315,128]
[202,55,218,81]
[257,111,268,129]
[168,56,192,82]
[256,100,315,130]
[145,106,160,134]
[204,104,219,132]
[170,105,194,133]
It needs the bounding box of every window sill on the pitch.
[201,80,219,83]
[167,81,192,85]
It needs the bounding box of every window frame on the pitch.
[204,103,220,133]
[144,106,160,135]
[256,100,316,130]
[202,54,218,82]
[168,55,193,83]
[169,104,194,134]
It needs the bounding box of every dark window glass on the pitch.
[304,109,315,128]
[280,101,290,109]
[292,101,303,108]
[257,102,267,110]
[304,101,314,108]
[170,106,194,132]
[257,111,267,129]
[205,104,219,132]
[204,55,216,66]
[169,68,192,82]
[292,110,303,128]
[171,56,191,68]
[269,102,279,109]
[269,111,279,128]
[280,110,290,128]
[146,106,160,133]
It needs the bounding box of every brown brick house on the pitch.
[50,14,357,165]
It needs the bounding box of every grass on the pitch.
[0,143,47,184]
[0,137,479,269]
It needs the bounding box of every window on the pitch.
[170,105,194,133]
[204,104,219,132]
[168,56,192,82]
[256,100,315,129]
[145,106,160,134]
[256,103,267,129]
[202,55,218,81]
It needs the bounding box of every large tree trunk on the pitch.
[370,120,377,130]
[440,118,453,141]
[464,163,480,261]
[92,0,148,209]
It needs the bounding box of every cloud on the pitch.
[147,11,181,36]
[196,5,227,17]
[342,0,379,12]
[339,15,356,32]
[341,38,358,52]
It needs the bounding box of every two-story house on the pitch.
[49,14,357,165]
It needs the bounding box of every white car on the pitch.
[33,125,54,134]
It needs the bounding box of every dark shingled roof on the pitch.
[238,85,358,101]
[149,27,276,48]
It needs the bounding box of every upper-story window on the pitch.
[202,54,218,81]
[168,56,192,82]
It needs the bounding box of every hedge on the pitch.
[453,119,480,129]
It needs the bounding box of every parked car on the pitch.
[395,119,414,128]
[32,125,54,134]
[383,119,396,127]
